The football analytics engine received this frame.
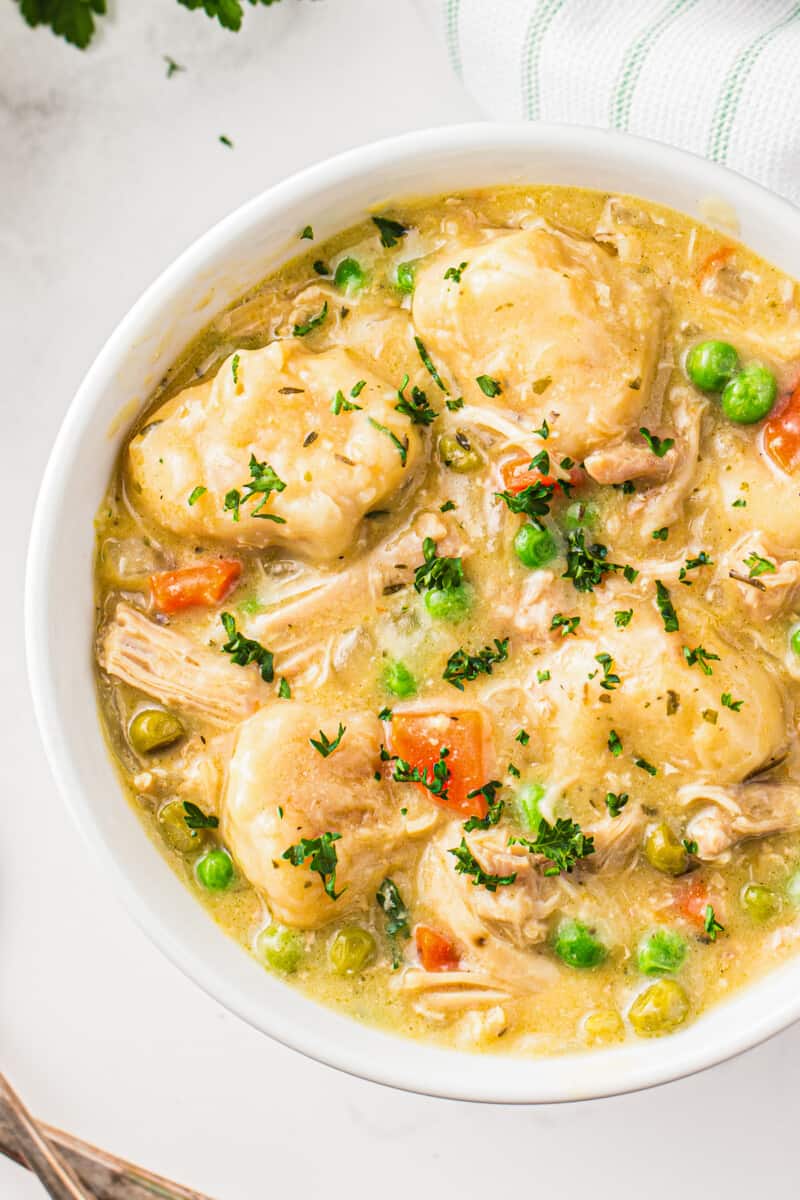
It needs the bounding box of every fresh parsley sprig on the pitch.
[309,723,346,758]
[220,613,274,682]
[224,454,286,522]
[509,817,594,876]
[282,832,344,900]
[443,638,509,690]
[413,537,464,594]
[449,840,517,891]
[395,375,437,425]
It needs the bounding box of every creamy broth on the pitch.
[94,186,800,1055]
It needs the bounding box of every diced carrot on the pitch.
[388,710,487,817]
[696,244,735,287]
[763,380,800,475]
[415,925,459,972]
[501,456,583,496]
[672,877,712,928]
[150,559,242,613]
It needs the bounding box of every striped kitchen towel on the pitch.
[421,0,800,205]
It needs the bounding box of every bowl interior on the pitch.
[26,123,800,1102]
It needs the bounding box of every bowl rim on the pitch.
[25,120,800,1104]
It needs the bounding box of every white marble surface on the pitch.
[1,2,797,1196]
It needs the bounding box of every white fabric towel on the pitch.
[422,0,800,205]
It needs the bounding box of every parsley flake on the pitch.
[615,609,633,627]
[413,537,464,594]
[309,723,346,758]
[655,580,679,633]
[188,486,207,506]
[443,638,509,690]
[509,817,594,876]
[449,839,517,891]
[282,832,343,900]
[640,427,675,457]
[414,336,449,393]
[224,454,286,522]
[372,216,408,248]
[476,374,502,397]
[220,612,274,682]
[721,692,743,711]
[745,552,777,578]
[444,261,468,283]
[605,792,629,818]
[395,375,437,425]
[683,644,721,675]
[704,904,724,941]
[182,801,219,834]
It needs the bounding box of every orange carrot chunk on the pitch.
[150,559,242,614]
[500,456,583,496]
[389,710,488,818]
[696,244,735,287]
[764,381,800,475]
[415,925,459,972]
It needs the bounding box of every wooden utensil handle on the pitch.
[0,1074,216,1200]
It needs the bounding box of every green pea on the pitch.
[333,256,366,295]
[196,848,234,891]
[328,926,376,975]
[583,1009,625,1046]
[637,928,687,975]
[514,522,557,568]
[685,340,740,392]
[643,823,688,876]
[551,918,607,969]
[438,433,483,473]
[740,883,782,923]
[158,799,206,855]
[720,362,777,424]
[128,708,184,754]
[790,627,800,657]
[256,924,303,974]
[564,501,599,530]
[382,659,417,698]
[395,261,418,294]
[423,583,472,622]
[629,979,689,1037]
[514,781,545,832]
[785,868,800,906]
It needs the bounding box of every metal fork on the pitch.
[1,1072,216,1200]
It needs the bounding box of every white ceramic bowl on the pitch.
[26,123,800,1103]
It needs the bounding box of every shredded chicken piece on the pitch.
[584,437,675,486]
[586,804,647,872]
[628,389,705,530]
[723,533,800,621]
[100,603,269,726]
[678,780,800,860]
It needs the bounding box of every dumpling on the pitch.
[412,224,663,460]
[127,341,425,562]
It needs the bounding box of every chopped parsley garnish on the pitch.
[605,792,629,818]
[368,417,409,466]
[376,878,410,967]
[182,801,219,834]
[372,215,408,247]
[595,652,620,690]
[614,609,633,628]
[463,781,504,831]
[744,552,777,578]
[655,580,679,633]
[721,692,743,711]
[444,261,468,282]
[449,839,517,891]
[529,448,550,475]
[443,638,509,690]
[224,454,286,522]
[562,530,624,592]
[187,485,207,506]
[299,225,314,240]
[351,379,367,398]
[278,677,291,699]
[704,904,724,941]
[440,500,456,512]
[445,396,464,411]
[509,817,595,876]
[537,669,551,683]
[608,730,623,756]
[679,551,713,583]
[282,832,343,900]
[652,527,669,541]
[392,746,451,799]
[550,613,580,637]
[476,374,502,397]
[231,353,240,384]
[313,260,330,276]
[495,480,555,525]
[303,431,318,447]
[414,336,449,393]
[292,300,328,337]
[532,377,552,395]
[635,757,657,776]
[309,722,346,757]
[507,762,520,778]
[533,418,550,439]
[702,708,718,724]
[220,612,274,682]
[219,135,234,148]
[683,644,720,676]
[395,375,437,425]
[683,839,699,855]
[515,729,530,746]
[164,56,185,78]
[639,426,675,458]
[732,498,747,508]
[331,389,362,414]
[378,706,392,721]
[413,537,464,594]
